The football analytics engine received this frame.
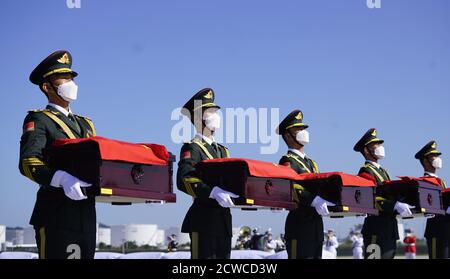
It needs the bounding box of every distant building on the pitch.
[155,229,165,247]
[6,227,24,245]
[0,225,6,250]
[23,227,36,245]
[97,223,111,246]
[110,224,165,247]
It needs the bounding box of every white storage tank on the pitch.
[97,223,111,246]
[0,225,6,250]
[111,224,160,247]
[23,227,36,245]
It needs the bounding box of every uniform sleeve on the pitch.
[279,156,292,168]
[219,144,231,158]
[80,116,96,137]
[358,167,395,213]
[310,159,319,173]
[19,113,57,186]
[279,156,316,207]
[176,144,212,200]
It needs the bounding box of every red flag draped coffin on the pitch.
[378,177,445,216]
[195,158,299,210]
[44,137,176,205]
[295,172,378,217]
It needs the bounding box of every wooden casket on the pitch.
[195,158,299,210]
[378,177,445,217]
[443,188,450,211]
[296,172,378,218]
[44,137,176,205]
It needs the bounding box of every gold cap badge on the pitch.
[57,53,70,64]
[204,90,213,99]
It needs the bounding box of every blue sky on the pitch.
[0,0,449,239]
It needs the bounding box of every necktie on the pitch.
[68,114,81,135]
[211,142,221,158]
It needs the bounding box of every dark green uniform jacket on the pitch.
[279,150,321,239]
[424,175,449,239]
[177,136,232,236]
[19,105,97,232]
[359,162,399,242]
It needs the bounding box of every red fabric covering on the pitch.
[358,172,377,184]
[397,176,443,187]
[199,158,375,186]
[443,189,450,194]
[52,136,170,165]
[198,158,300,180]
[297,172,376,187]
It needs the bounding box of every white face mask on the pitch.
[203,112,221,131]
[432,157,443,169]
[296,130,310,146]
[56,80,78,102]
[373,145,385,160]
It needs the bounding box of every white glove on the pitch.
[209,186,239,208]
[50,170,92,201]
[446,206,450,215]
[311,196,336,216]
[394,201,415,218]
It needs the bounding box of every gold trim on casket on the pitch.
[296,172,378,218]
[44,137,176,205]
[379,177,445,217]
[195,158,299,210]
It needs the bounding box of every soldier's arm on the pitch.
[19,113,56,186]
[358,168,395,212]
[279,156,315,207]
[79,116,96,136]
[176,144,212,200]
[358,168,377,184]
[219,144,231,158]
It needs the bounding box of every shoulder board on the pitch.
[183,139,202,145]
[363,164,381,174]
[191,138,206,145]
[280,155,291,161]
[218,143,228,149]
[28,109,50,114]
[183,141,198,147]
[74,114,92,121]
[27,109,61,116]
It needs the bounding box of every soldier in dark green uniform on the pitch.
[277,110,335,259]
[415,141,449,259]
[354,128,414,259]
[177,88,238,259]
[19,50,97,259]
